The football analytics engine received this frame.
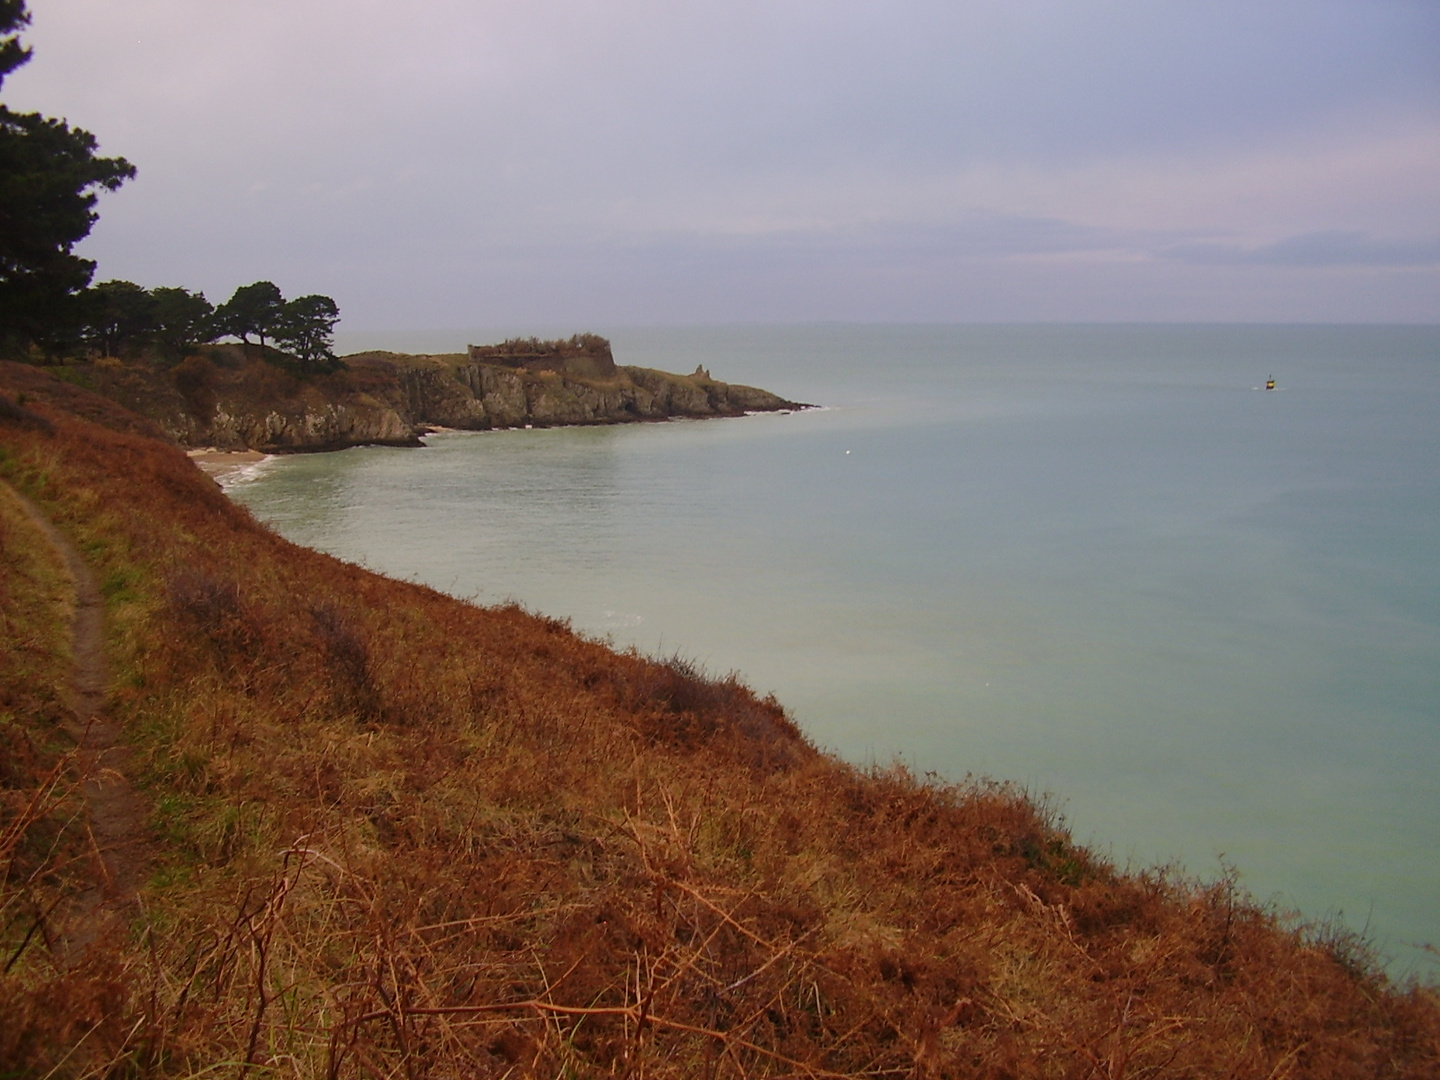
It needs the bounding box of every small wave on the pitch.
[600,609,645,628]
[216,455,279,490]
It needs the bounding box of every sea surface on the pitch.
[224,324,1440,977]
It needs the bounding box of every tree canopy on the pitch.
[70,278,341,371]
[81,278,154,357]
[214,280,284,350]
[0,1,135,357]
[150,286,215,361]
[213,281,340,371]
[74,279,217,363]
[0,1,32,87]
[274,293,340,370]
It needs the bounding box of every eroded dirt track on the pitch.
[6,483,151,959]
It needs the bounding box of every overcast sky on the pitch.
[10,0,1440,328]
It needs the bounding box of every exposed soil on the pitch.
[7,484,151,962]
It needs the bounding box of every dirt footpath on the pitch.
[6,483,152,961]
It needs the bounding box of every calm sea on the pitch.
[224,325,1440,977]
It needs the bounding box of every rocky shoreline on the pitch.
[39,343,809,454]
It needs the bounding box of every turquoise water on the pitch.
[226,325,1440,977]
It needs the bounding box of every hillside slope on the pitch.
[1,363,1436,1078]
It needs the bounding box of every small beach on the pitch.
[187,448,268,481]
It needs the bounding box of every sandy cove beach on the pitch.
[187,448,267,480]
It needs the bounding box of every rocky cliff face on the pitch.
[206,399,417,451]
[401,359,798,430]
[53,346,806,453]
[66,352,425,452]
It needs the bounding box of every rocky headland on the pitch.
[43,335,805,453]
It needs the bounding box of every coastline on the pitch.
[52,342,810,456]
[214,324,1440,981]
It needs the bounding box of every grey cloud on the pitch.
[1161,231,1440,268]
[21,1,1440,179]
[17,1,1440,323]
[686,214,1139,260]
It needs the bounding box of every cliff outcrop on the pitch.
[387,353,800,431]
[42,340,805,453]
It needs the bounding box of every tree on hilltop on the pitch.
[72,280,216,363]
[80,278,154,357]
[215,281,341,371]
[0,1,135,357]
[215,280,284,351]
[274,293,340,371]
[150,285,215,362]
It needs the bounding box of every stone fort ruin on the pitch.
[466,334,617,379]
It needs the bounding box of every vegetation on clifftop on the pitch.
[1,354,1437,1077]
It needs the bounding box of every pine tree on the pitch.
[0,2,135,357]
